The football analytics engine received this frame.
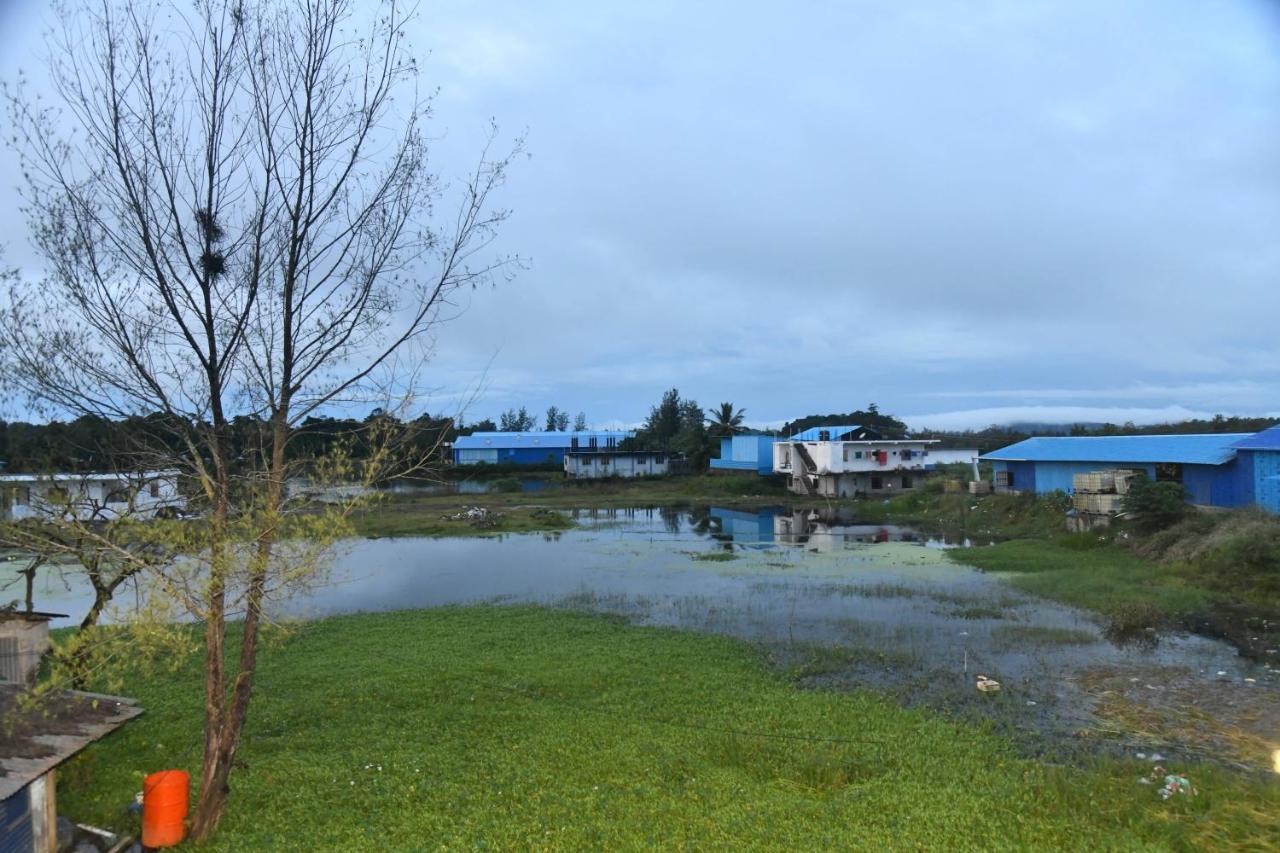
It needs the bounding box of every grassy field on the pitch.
[60,608,1277,850]
[951,539,1212,623]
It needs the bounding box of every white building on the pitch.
[772,425,941,497]
[564,451,671,479]
[0,471,184,521]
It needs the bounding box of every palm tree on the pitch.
[706,402,746,437]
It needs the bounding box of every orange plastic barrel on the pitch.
[142,769,189,848]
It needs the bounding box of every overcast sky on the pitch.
[2,0,1279,431]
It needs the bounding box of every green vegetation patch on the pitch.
[59,608,1276,849]
[989,624,1096,649]
[684,550,740,562]
[351,503,574,538]
[950,540,1211,625]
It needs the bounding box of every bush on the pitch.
[1120,476,1188,532]
[491,477,523,493]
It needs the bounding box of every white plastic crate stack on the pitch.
[1070,469,1140,515]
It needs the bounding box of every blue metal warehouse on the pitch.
[710,435,777,475]
[1232,426,1280,513]
[452,430,634,466]
[981,433,1253,508]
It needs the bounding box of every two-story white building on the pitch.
[564,450,672,479]
[772,425,941,497]
[0,471,185,521]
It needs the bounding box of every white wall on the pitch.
[564,454,669,479]
[0,473,183,520]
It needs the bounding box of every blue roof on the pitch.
[1231,426,1280,451]
[787,425,864,442]
[452,430,633,450]
[981,434,1250,466]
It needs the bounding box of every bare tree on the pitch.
[3,0,518,837]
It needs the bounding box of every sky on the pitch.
[1,0,1279,431]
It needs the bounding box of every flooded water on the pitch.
[8,505,1277,764]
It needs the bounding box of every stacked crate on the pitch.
[1070,469,1135,515]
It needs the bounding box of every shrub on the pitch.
[1120,476,1188,532]
[1102,601,1167,648]
[491,477,523,493]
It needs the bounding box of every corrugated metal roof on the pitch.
[452,430,634,450]
[1231,426,1280,451]
[981,434,1250,466]
[787,425,863,442]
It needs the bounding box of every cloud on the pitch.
[2,0,1278,426]
[902,405,1220,432]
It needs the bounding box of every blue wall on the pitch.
[991,458,1251,508]
[993,460,1155,494]
[453,447,564,465]
[710,435,776,475]
[1240,449,1280,512]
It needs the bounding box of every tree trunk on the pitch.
[189,414,286,840]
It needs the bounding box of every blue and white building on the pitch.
[1232,426,1280,513]
[709,435,777,475]
[981,433,1253,508]
[452,430,634,466]
[772,425,942,497]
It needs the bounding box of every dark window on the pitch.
[149,481,161,498]
[871,477,882,490]
[655,454,665,464]
[589,437,598,450]
[1155,463,1182,483]
[571,437,579,450]
[902,475,911,489]
[819,430,830,441]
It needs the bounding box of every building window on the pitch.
[601,457,609,467]
[902,475,911,489]
[856,451,863,459]
[589,437,598,450]
[655,454,665,464]
[571,437,579,450]
[150,481,161,498]
[819,430,830,441]
[871,477,882,490]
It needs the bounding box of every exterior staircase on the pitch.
[791,442,819,495]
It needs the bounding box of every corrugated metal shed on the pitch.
[1231,425,1280,450]
[452,430,633,450]
[981,434,1249,466]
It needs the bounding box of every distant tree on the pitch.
[640,389,683,449]
[544,406,570,432]
[781,406,907,439]
[673,400,714,469]
[499,407,536,431]
[706,402,745,438]
[573,412,588,432]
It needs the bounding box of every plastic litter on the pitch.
[975,675,1000,693]
[1140,765,1197,800]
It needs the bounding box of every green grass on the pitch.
[684,550,740,562]
[59,608,1276,849]
[950,540,1212,622]
[988,624,1096,649]
[351,504,574,538]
